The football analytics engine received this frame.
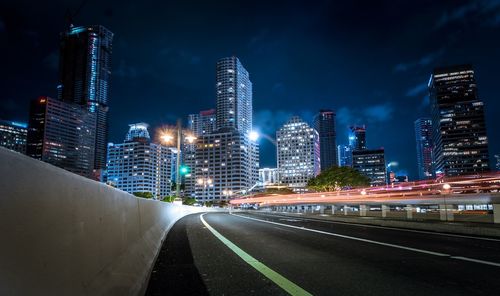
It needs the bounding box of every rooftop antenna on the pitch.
[64,0,88,28]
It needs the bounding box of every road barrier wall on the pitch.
[0,148,208,295]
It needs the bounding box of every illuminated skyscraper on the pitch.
[106,123,177,199]
[277,116,320,191]
[429,65,490,176]
[0,119,27,154]
[215,56,252,135]
[194,57,259,201]
[314,109,337,171]
[350,125,366,151]
[26,96,96,178]
[414,118,433,180]
[58,25,114,176]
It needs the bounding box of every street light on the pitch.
[158,119,197,198]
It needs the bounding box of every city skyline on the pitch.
[1,0,500,179]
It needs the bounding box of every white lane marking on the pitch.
[260,212,500,242]
[451,256,500,267]
[232,213,449,257]
[232,213,500,268]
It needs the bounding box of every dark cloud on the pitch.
[42,51,59,71]
[394,48,445,73]
[405,83,428,97]
[436,0,500,28]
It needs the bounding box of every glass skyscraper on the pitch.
[350,125,367,151]
[414,118,433,180]
[58,25,114,175]
[352,148,387,186]
[26,96,96,178]
[429,65,490,176]
[314,109,337,171]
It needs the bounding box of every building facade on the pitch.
[277,116,320,191]
[350,125,367,151]
[188,109,216,137]
[352,148,387,186]
[337,144,353,167]
[26,96,96,178]
[215,56,252,135]
[259,168,279,185]
[58,25,114,174]
[314,109,337,171]
[0,119,27,154]
[106,123,177,199]
[194,130,259,201]
[429,65,490,176]
[414,118,433,180]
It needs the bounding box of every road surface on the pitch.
[146,211,500,295]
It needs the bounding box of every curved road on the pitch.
[146,211,500,295]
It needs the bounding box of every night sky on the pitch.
[1,0,499,179]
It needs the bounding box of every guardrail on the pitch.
[0,148,213,295]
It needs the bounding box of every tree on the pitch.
[133,192,154,199]
[183,197,197,205]
[162,196,176,203]
[307,166,371,192]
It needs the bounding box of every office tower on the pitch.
[194,130,259,201]
[106,123,177,199]
[429,65,490,176]
[26,96,96,178]
[350,125,366,151]
[337,144,353,167]
[352,148,386,186]
[188,109,216,137]
[0,119,27,154]
[277,116,320,191]
[194,57,259,201]
[259,168,279,185]
[495,155,499,171]
[215,56,252,135]
[414,118,433,180]
[314,109,337,171]
[58,25,114,174]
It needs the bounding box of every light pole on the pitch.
[159,119,197,199]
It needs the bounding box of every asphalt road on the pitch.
[146,211,500,295]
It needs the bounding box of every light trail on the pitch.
[230,172,500,206]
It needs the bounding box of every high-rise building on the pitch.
[429,65,490,176]
[314,109,337,171]
[106,123,177,199]
[0,119,27,154]
[495,155,500,171]
[277,116,320,191]
[337,144,353,167]
[193,57,259,201]
[414,118,433,180]
[350,125,366,151]
[259,168,279,185]
[215,56,252,135]
[194,130,259,201]
[26,96,96,178]
[58,25,114,175]
[352,148,387,186]
[188,109,216,137]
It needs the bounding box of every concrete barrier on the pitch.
[0,148,211,295]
